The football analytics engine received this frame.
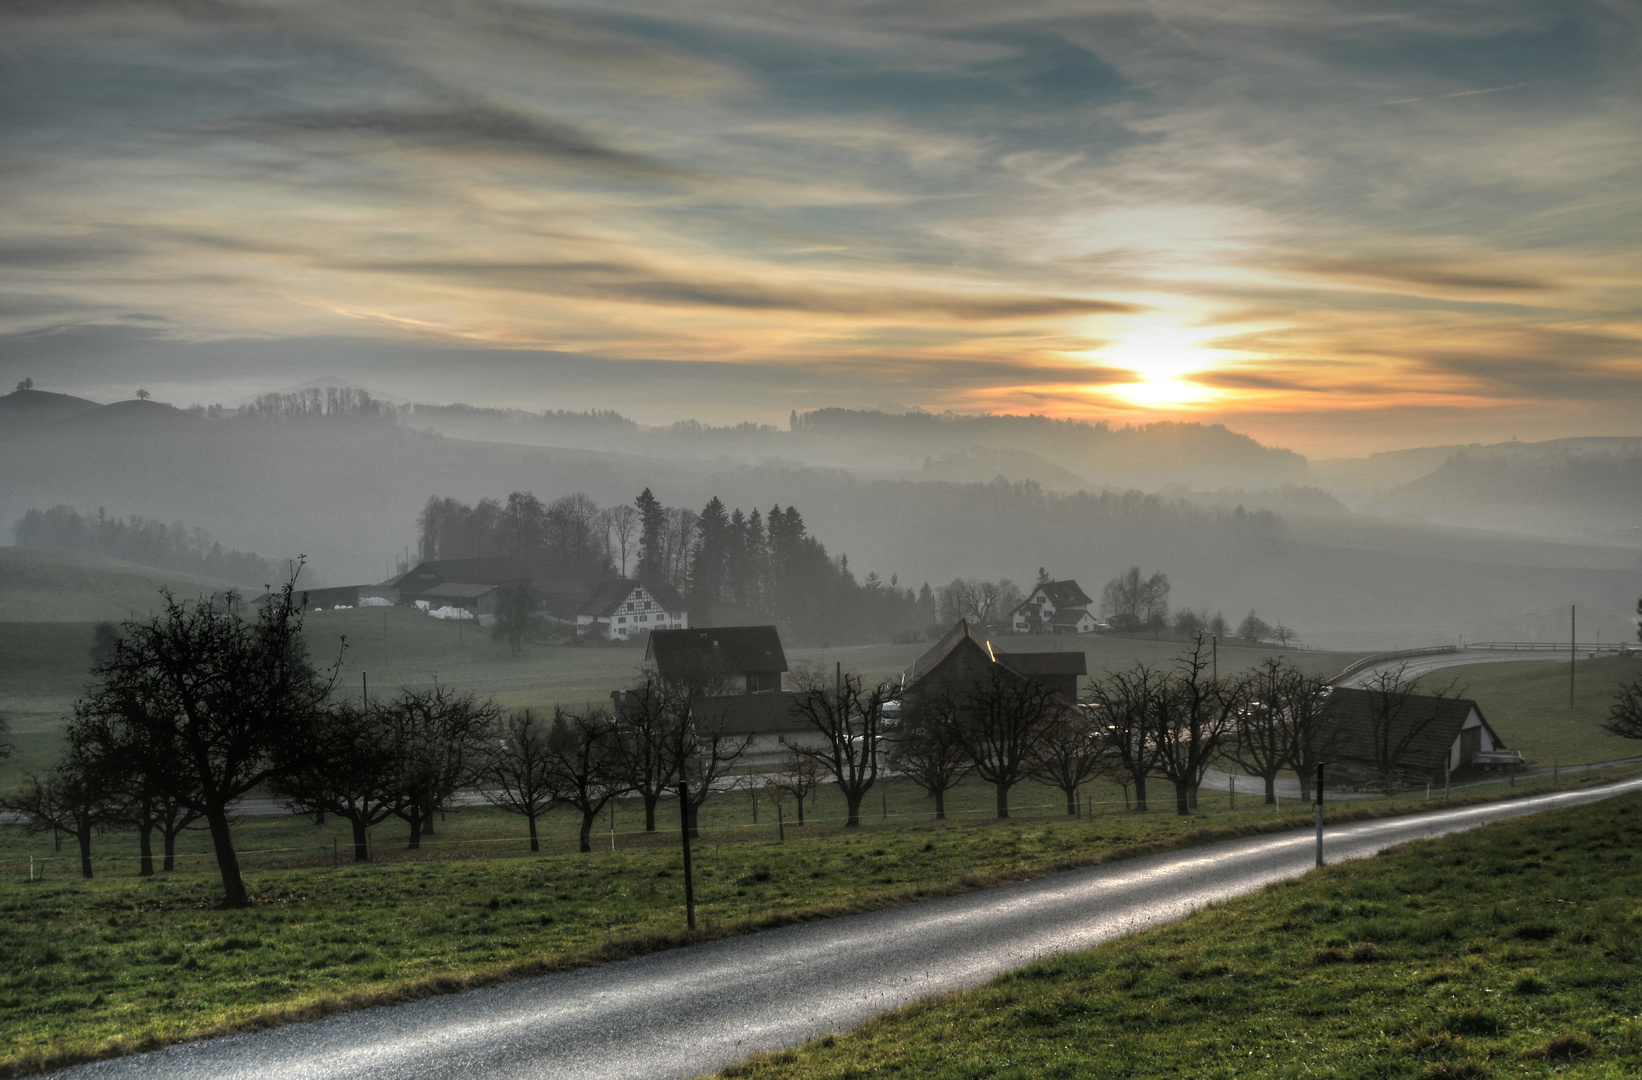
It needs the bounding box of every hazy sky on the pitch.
[2,0,1639,454]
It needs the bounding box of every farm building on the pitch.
[1010,580,1099,635]
[576,578,688,640]
[903,619,1086,705]
[1321,687,1511,789]
[647,625,788,694]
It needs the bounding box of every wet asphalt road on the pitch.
[54,776,1642,1080]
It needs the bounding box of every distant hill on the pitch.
[0,546,238,623]
[0,387,100,424]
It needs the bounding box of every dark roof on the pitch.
[393,557,532,591]
[647,626,789,679]
[1041,579,1093,607]
[422,582,498,599]
[1046,608,1093,627]
[995,651,1087,677]
[578,578,687,617]
[904,619,993,687]
[1323,687,1500,778]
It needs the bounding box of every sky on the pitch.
[1,0,1639,456]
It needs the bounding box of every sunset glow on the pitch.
[0,1,1637,454]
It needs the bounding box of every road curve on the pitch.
[53,777,1642,1080]
[1333,648,1556,689]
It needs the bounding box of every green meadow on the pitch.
[718,790,1642,1080]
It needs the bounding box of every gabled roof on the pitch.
[1046,608,1094,628]
[994,651,1087,677]
[1323,687,1501,777]
[422,582,498,599]
[392,557,532,590]
[1034,579,1093,608]
[579,578,687,617]
[647,626,788,680]
[904,619,993,687]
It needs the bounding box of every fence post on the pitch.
[1314,764,1325,868]
[777,802,785,842]
[1444,764,1451,802]
[1229,774,1235,810]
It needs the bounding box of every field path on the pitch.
[51,776,1642,1080]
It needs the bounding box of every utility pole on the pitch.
[678,778,696,930]
[1570,604,1576,709]
[361,670,368,705]
[1212,634,1218,683]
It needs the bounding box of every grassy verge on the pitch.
[719,790,1642,1080]
[1439,657,1642,768]
[1,768,1634,1077]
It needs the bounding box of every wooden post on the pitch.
[679,779,696,930]
[777,802,785,842]
[1314,764,1325,868]
[1229,773,1235,810]
[752,787,758,824]
[1570,604,1576,708]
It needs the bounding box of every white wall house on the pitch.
[576,579,689,640]
[1010,579,1098,634]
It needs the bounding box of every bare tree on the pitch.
[70,573,335,906]
[1606,679,1642,741]
[1100,566,1170,632]
[388,681,499,849]
[491,584,538,657]
[669,693,753,838]
[1,763,112,878]
[602,504,640,578]
[1230,658,1291,805]
[611,675,682,831]
[1358,663,1462,794]
[1151,636,1241,815]
[887,688,971,820]
[1085,664,1167,811]
[481,709,558,852]
[786,665,893,827]
[766,749,824,824]
[952,663,1056,818]
[135,389,150,401]
[278,700,403,862]
[544,706,627,853]
[67,707,201,874]
[1032,703,1102,815]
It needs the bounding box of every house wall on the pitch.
[1447,708,1495,771]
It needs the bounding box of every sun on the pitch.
[1094,324,1228,409]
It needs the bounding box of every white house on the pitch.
[576,579,689,640]
[1011,579,1097,635]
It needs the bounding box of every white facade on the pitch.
[577,584,689,640]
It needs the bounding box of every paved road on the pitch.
[1333,647,1555,689]
[53,776,1642,1080]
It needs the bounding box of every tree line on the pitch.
[13,505,281,587]
[418,489,927,644]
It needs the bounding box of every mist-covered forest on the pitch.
[2,383,1637,648]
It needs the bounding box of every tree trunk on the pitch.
[407,805,424,850]
[794,794,805,825]
[1264,775,1277,805]
[163,826,178,872]
[1298,770,1312,803]
[1133,774,1148,812]
[204,806,248,908]
[687,800,700,840]
[579,809,595,854]
[422,805,437,835]
[1174,780,1191,816]
[844,789,863,828]
[1064,788,1077,815]
[314,806,325,826]
[351,818,370,862]
[933,788,946,820]
[644,793,659,832]
[138,822,155,877]
[76,821,94,879]
[1189,784,1199,811]
[527,812,539,853]
[995,781,1010,819]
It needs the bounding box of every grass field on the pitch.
[718,790,1642,1080]
[0,592,1360,782]
[1436,657,1642,769]
[0,547,235,623]
[3,766,1627,1077]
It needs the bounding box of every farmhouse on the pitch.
[1010,579,1098,635]
[1322,687,1510,788]
[647,625,787,694]
[903,619,1086,705]
[577,578,689,640]
[391,556,532,599]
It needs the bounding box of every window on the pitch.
[617,616,626,624]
